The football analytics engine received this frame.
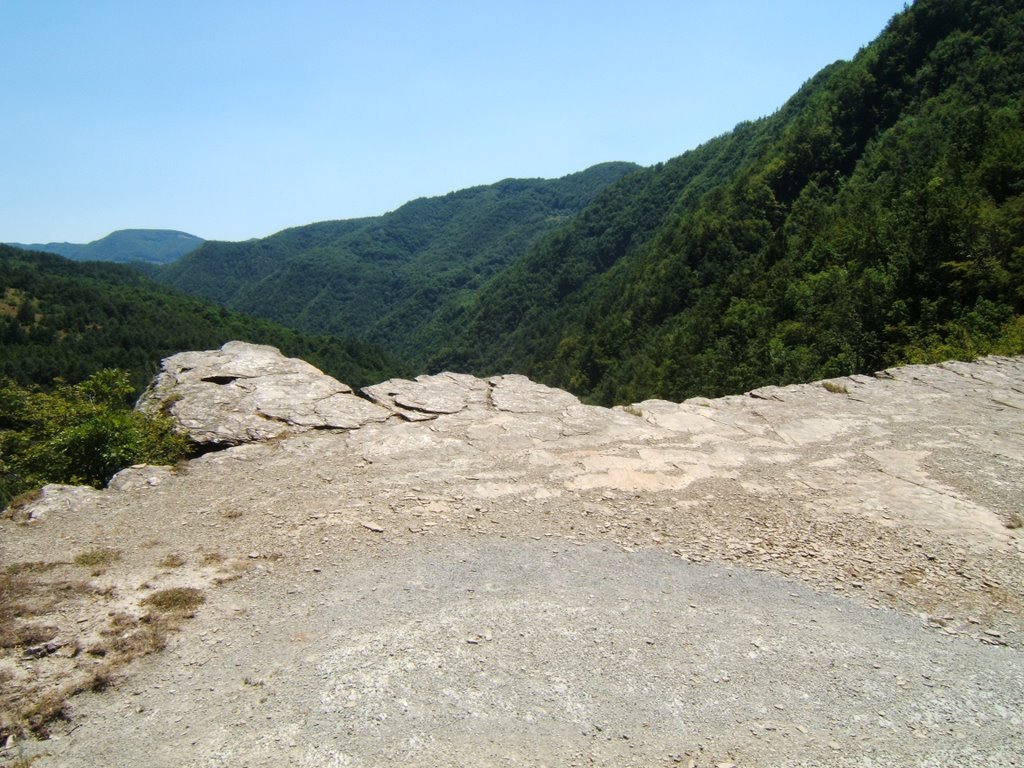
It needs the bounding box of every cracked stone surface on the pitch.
[136,341,393,444]
[3,352,1023,766]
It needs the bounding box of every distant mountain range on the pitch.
[9,229,204,264]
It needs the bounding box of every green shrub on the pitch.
[0,369,192,507]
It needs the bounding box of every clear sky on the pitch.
[1,1,909,244]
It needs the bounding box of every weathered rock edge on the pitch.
[137,341,585,445]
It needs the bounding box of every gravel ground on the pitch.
[30,538,1024,767]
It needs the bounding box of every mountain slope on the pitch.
[432,0,1024,404]
[0,245,404,390]
[154,163,639,361]
[10,229,204,265]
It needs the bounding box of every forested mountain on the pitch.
[430,0,1024,403]
[10,229,204,265]
[0,245,404,391]
[153,162,639,362]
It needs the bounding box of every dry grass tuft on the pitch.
[100,612,169,657]
[2,488,43,520]
[157,553,186,569]
[4,561,62,576]
[4,623,59,649]
[18,689,70,737]
[0,559,132,741]
[142,586,205,615]
[0,569,54,650]
[822,381,850,394]
[72,548,121,573]
[8,664,116,739]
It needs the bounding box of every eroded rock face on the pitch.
[136,341,393,445]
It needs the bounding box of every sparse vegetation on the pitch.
[9,664,114,739]
[73,548,121,572]
[100,612,168,657]
[142,586,205,615]
[4,561,61,576]
[0,559,122,740]
[0,567,54,649]
[157,553,186,569]
[2,489,42,518]
[822,381,850,395]
[6,623,58,648]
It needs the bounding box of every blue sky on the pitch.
[1,1,909,244]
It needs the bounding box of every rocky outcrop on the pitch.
[136,341,393,445]
[140,344,591,443]
[5,349,1024,766]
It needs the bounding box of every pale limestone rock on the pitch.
[488,374,580,413]
[14,484,102,522]
[362,372,491,420]
[137,341,392,445]
[362,371,580,420]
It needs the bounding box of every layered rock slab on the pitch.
[362,372,580,420]
[136,341,393,445]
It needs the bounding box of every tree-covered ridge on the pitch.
[154,162,639,362]
[0,245,406,392]
[431,0,1024,404]
[9,229,204,265]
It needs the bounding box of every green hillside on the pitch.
[430,0,1024,403]
[11,229,204,265]
[154,163,639,362]
[0,245,405,392]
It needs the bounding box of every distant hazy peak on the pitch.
[9,228,205,264]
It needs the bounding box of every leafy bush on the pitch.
[0,369,192,506]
